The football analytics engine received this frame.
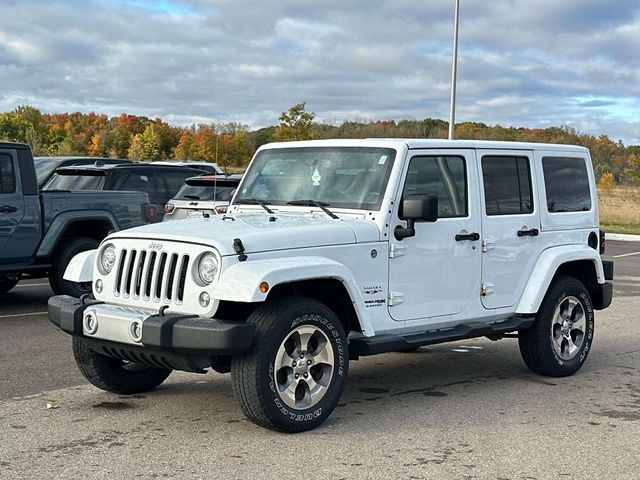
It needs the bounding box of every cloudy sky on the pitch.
[1,0,639,144]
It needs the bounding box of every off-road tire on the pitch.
[519,276,594,377]
[72,336,172,394]
[0,274,19,294]
[231,297,349,432]
[49,237,98,297]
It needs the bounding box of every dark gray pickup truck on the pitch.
[0,142,150,296]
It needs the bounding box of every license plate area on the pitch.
[82,305,153,345]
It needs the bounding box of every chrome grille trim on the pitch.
[113,248,190,305]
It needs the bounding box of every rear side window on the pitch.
[113,172,154,192]
[542,157,592,212]
[45,173,105,190]
[0,154,16,193]
[160,172,196,198]
[402,156,467,218]
[482,156,533,216]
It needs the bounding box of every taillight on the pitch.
[145,204,159,223]
[599,229,606,254]
[215,205,228,215]
[165,203,175,214]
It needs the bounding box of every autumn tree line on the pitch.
[1,103,639,184]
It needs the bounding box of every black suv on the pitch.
[43,163,206,220]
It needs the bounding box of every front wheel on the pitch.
[49,237,98,297]
[72,337,172,394]
[519,276,594,377]
[231,297,349,432]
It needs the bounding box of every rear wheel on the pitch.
[231,297,349,432]
[49,237,98,297]
[519,276,594,377]
[72,337,172,394]
[0,274,20,294]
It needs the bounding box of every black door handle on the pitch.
[0,205,18,213]
[455,232,480,241]
[517,228,539,237]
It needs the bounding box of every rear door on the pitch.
[478,149,541,309]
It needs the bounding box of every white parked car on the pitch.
[151,161,224,175]
[50,139,613,432]
[164,174,242,220]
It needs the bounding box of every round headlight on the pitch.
[100,244,117,274]
[198,253,219,285]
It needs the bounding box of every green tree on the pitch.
[275,103,315,141]
[127,124,163,161]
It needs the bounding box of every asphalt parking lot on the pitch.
[1,240,639,479]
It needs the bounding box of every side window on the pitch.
[161,172,192,198]
[542,157,591,212]
[402,156,467,218]
[0,154,16,194]
[482,156,533,216]
[114,172,153,193]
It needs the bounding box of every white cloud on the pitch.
[0,0,638,144]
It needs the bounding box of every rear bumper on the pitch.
[48,295,255,356]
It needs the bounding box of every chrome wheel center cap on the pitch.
[293,359,308,375]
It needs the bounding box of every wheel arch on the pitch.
[516,245,605,314]
[38,211,118,258]
[211,256,373,336]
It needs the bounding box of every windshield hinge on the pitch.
[389,244,406,258]
[233,238,247,262]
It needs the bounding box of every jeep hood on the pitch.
[109,213,381,255]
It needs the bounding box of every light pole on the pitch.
[448,0,460,140]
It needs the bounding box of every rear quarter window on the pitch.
[542,157,592,213]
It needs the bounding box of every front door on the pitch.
[477,150,541,309]
[0,150,25,262]
[388,149,481,322]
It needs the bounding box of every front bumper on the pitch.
[48,295,255,356]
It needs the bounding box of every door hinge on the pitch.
[389,244,406,258]
[481,239,495,253]
[389,291,404,306]
[480,282,495,296]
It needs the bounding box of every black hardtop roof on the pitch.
[0,141,31,150]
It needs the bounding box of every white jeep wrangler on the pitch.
[49,139,614,432]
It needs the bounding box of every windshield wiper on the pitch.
[182,194,201,200]
[286,200,339,219]
[235,198,274,214]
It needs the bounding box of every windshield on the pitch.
[44,172,106,190]
[175,183,236,201]
[34,158,63,185]
[235,147,396,210]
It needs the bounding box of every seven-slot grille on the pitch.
[114,248,190,303]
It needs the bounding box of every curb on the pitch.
[605,233,640,242]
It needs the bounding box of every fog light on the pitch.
[199,292,210,308]
[84,312,98,335]
[95,279,103,294]
[129,319,143,343]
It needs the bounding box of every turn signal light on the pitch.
[259,282,269,294]
[216,205,228,215]
[165,203,175,214]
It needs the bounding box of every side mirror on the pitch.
[395,194,438,240]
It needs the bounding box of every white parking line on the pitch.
[14,283,50,288]
[612,251,640,258]
[0,311,47,319]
